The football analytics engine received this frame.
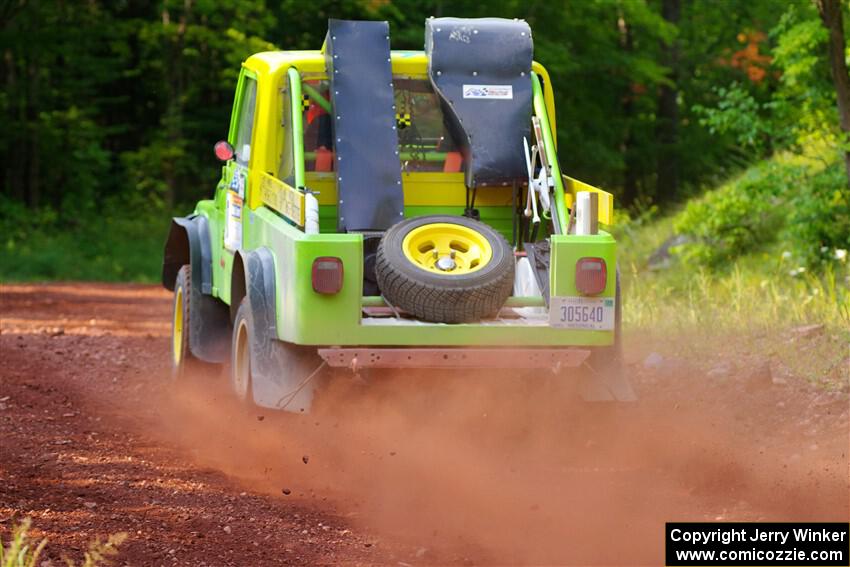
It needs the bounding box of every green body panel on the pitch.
[550,232,616,297]
[306,323,614,347]
[245,207,363,342]
[229,205,615,347]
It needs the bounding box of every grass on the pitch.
[0,205,174,283]
[615,207,850,389]
[0,519,46,567]
[0,518,126,567]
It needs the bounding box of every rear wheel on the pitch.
[171,265,207,380]
[229,297,325,411]
[231,298,254,404]
[375,215,515,323]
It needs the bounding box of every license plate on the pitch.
[549,296,615,330]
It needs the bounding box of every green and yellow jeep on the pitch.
[162,18,634,411]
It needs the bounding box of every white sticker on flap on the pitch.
[462,84,513,100]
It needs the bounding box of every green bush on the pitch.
[0,195,175,282]
[671,153,848,272]
[672,160,804,267]
[784,165,850,267]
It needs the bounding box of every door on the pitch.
[222,70,258,253]
[212,69,258,304]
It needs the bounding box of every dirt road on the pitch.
[1,283,848,566]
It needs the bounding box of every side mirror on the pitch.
[214,140,235,162]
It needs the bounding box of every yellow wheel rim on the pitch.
[172,287,183,366]
[402,223,493,275]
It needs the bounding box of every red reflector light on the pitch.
[214,140,234,162]
[312,257,344,294]
[575,257,607,295]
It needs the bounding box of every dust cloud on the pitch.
[153,363,849,565]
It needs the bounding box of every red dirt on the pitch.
[1,283,848,566]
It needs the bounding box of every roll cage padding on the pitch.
[425,17,534,188]
[162,215,230,363]
[324,19,404,232]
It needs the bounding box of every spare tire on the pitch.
[376,215,515,323]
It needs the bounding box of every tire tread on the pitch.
[375,216,515,323]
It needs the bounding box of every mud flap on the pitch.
[162,216,230,363]
[243,248,322,412]
[578,268,636,402]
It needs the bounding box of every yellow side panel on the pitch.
[260,172,305,226]
[562,175,614,225]
[306,172,514,207]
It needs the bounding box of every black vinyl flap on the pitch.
[325,19,404,231]
[425,17,533,188]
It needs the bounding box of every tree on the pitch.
[813,0,850,186]
[0,0,835,220]
[656,0,681,199]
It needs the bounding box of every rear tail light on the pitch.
[575,257,607,295]
[312,257,344,294]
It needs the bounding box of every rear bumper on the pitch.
[318,347,590,371]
